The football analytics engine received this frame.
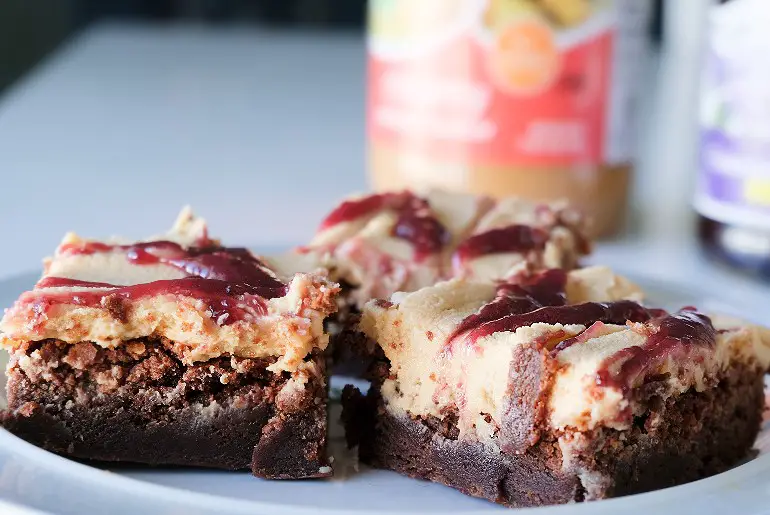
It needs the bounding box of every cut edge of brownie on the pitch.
[341,361,764,507]
[326,281,387,377]
[2,338,330,479]
[329,322,386,378]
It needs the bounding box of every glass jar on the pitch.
[366,0,653,237]
[695,0,770,278]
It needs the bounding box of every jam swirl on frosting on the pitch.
[446,268,718,398]
[445,268,648,344]
[26,277,274,325]
[452,225,550,268]
[595,310,717,393]
[26,241,288,326]
[58,240,286,294]
[466,300,655,346]
[446,269,569,347]
[318,191,449,261]
[448,269,653,347]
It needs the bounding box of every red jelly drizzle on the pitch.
[447,269,655,350]
[36,277,116,289]
[26,277,274,323]
[513,268,569,306]
[453,225,549,265]
[550,321,612,356]
[58,241,114,254]
[34,241,289,325]
[446,269,568,347]
[464,300,654,346]
[61,240,285,293]
[595,310,716,393]
[318,192,449,261]
[319,194,391,230]
[60,240,179,258]
[127,243,284,291]
[392,207,448,260]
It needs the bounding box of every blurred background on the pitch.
[0,0,368,94]
[0,0,768,293]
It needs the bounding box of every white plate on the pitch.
[0,271,769,515]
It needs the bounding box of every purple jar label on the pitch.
[695,0,770,229]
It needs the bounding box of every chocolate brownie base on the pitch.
[342,363,764,507]
[3,339,330,479]
[327,282,385,376]
[329,324,382,377]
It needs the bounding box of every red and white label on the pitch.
[368,0,651,168]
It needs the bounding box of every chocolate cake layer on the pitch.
[342,362,764,507]
[3,339,329,478]
[328,318,387,378]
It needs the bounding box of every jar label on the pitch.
[695,0,770,229]
[367,0,651,168]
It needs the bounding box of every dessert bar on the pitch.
[1,209,339,478]
[343,266,770,506]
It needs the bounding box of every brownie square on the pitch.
[342,267,770,506]
[4,340,329,477]
[0,209,339,478]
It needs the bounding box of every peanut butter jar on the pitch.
[367,0,653,237]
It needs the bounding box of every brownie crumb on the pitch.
[17,402,39,418]
[62,343,99,370]
[126,353,180,384]
[101,294,130,322]
[125,341,147,357]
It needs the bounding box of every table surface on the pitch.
[0,21,767,307]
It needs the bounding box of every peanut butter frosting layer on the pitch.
[359,266,770,443]
[287,190,589,308]
[0,209,340,373]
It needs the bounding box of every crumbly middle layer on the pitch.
[7,338,325,415]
